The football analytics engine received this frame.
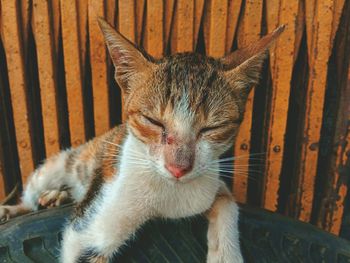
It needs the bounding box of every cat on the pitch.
[0,18,284,263]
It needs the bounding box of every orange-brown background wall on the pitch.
[0,0,349,237]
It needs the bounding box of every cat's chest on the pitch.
[153,180,219,218]
[116,170,220,219]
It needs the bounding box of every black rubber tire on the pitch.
[0,204,350,262]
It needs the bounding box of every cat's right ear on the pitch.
[98,18,156,93]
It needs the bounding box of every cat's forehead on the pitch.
[159,53,222,77]
[143,53,240,123]
[154,53,225,98]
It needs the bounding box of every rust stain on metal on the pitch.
[20,0,30,52]
[297,0,337,222]
[52,0,60,54]
[293,0,305,62]
[118,0,136,43]
[193,0,204,49]
[1,0,34,183]
[319,65,350,234]
[106,0,116,26]
[330,0,345,45]
[325,125,350,234]
[77,1,88,69]
[265,0,279,76]
[225,0,242,53]
[61,0,87,147]
[164,0,175,49]
[88,0,110,136]
[304,0,316,58]
[263,0,299,211]
[233,0,263,203]
[143,0,164,59]
[203,0,228,58]
[171,0,194,53]
[135,0,146,45]
[32,0,60,156]
[117,0,136,121]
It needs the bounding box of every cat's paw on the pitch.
[207,248,243,263]
[0,206,10,222]
[206,233,244,263]
[38,190,70,208]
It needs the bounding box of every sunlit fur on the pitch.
[0,18,284,263]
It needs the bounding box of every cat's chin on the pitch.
[162,175,198,184]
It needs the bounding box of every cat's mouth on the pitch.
[163,172,198,184]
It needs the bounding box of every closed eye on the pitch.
[199,125,223,134]
[199,119,241,135]
[142,115,165,129]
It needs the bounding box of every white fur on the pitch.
[207,186,243,263]
[60,132,242,262]
[22,151,72,209]
[0,143,97,221]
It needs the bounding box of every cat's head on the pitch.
[98,19,284,182]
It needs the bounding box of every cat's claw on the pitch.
[38,190,70,208]
[0,206,10,223]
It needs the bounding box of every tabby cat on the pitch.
[0,18,284,262]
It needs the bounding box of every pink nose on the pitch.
[165,164,192,178]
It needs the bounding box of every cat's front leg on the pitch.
[206,183,243,263]
[60,225,109,263]
[60,193,152,263]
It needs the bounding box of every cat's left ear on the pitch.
[98,18,156,93]
[221,25,285,98]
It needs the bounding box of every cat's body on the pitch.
[62,127,232,262]
[0,19,284,263]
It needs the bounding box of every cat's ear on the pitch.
[98,18,155,93]
[221,25,285,98]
